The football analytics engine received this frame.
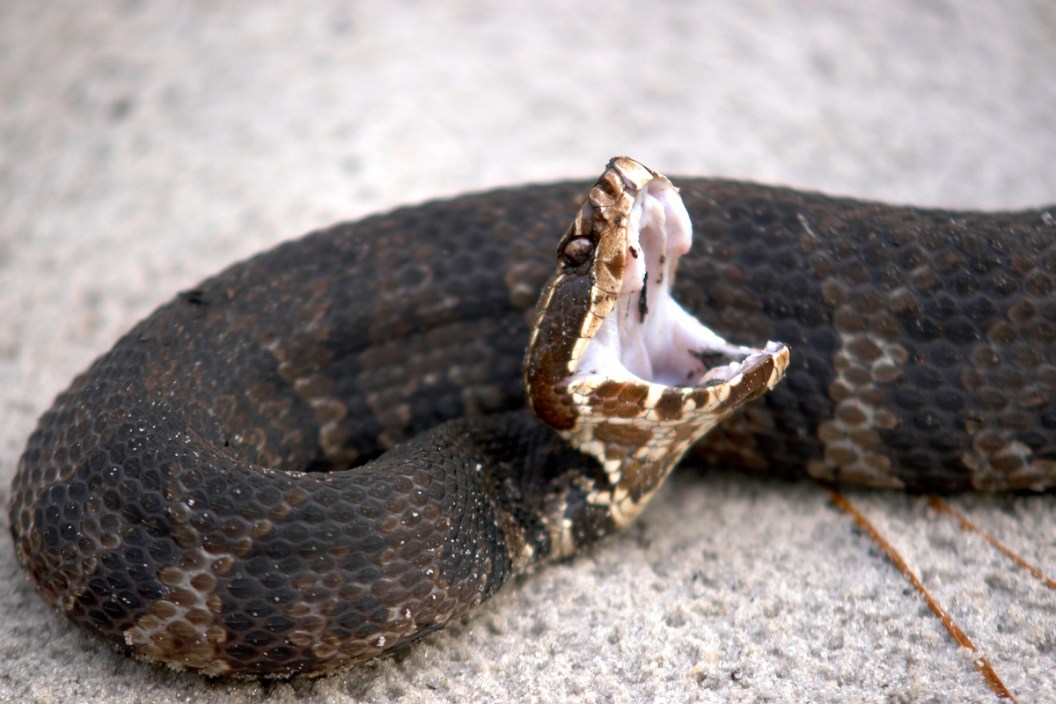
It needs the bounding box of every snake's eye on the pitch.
[561,237,594,267]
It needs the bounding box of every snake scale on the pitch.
[9,158,1056,678]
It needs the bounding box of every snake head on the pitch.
[524,157,790,525]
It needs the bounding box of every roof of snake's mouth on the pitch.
[568,173,778,392]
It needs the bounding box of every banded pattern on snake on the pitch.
[9,158,1056,677]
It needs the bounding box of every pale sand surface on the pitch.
[1,3,1054,702]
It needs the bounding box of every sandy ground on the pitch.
[1,2,1054,702]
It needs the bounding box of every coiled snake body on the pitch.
[9,158,1056,677]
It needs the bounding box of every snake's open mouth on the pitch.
[525,156,787,435]
[570,175,783,391]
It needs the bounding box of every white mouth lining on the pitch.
[571,179,757,389]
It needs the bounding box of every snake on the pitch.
[9,157,1056,678]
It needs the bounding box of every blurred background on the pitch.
[1,2,1053,702]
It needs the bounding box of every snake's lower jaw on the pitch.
[558,331,789,530]
[556,340,790,530]
[565,340,790,452]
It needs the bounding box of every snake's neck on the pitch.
[525,157,789,530]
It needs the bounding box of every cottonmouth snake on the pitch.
[9,158,1056,678]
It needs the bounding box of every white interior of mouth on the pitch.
[572,179,758,388]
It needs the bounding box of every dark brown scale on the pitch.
[674,183,1056,491]
[9,178,1056,677]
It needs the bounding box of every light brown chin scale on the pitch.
[525,156,791,527]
